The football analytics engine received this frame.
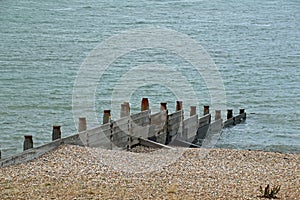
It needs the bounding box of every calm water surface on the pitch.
[0,0,299,158]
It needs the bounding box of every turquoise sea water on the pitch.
[0,0,299,158]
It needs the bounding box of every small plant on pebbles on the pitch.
[259,184,281,199]
[167,184,178,194]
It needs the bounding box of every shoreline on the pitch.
[1,144,299,199]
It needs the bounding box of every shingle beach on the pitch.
[1,145,299,199]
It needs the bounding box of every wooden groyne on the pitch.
[0,99,246,167]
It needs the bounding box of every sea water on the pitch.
[0,0,299,158]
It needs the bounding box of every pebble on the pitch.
[0,144,299,199]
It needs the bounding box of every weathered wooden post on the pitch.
[215,110,221,120]
[78,117,87,132]
[160,102,167,111]
[190,106,196,116]
[227,109,233,119]
[125,102,130,115]
[23,135,33,151]
[204,105,210,115]
[52,126,61,141]
[141,98,149,111]
[121,102,130,117]
[103,110,111,124]
[120,103,127,117]
[176,101,182,111]
[239,109,245,114]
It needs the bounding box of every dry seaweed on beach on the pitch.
[0,145,299,199]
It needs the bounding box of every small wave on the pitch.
[49,7,75,11]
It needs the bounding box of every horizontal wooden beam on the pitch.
[138,138,174,149]
[170,139,201,148]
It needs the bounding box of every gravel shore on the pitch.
[0,144,299,199]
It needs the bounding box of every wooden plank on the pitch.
[168,117,182,126]
[138,138,174,149]
[78,124,113,149]
[156,132,167,145]
[149,111,168,143]
[130,137,140,147]
[111,131,129,148]
[241,112,246,119]
[223,117,234,127]
[183,114,198,141]
[235,112,246,126]
[131,110,151,126]
[62,134,84,146]
[198,114,211,127]
[0,138,64,167]
[234,114,243,124]
[112,117,130,135]
[85,124,111,138]
[87,136,110,147]
[168,110,183,120]
[130,122,149,138]
[148,125,157,141]
[171,139,201,148]
[0,133,86,167]
[150,111,167,125]
[111,117,130,149]
[208,119,223,134]
[130,122,150,148]
[201,119,223,148]
[150,114,165,125]
[131,110,151,120]
[113,116,131,127]
[129,110,151,148]
[197,124,210,140]
[168,123,184,143]
[166,111,183,145]
[78,124,111,146]
[223,112,246,127]
[113,125,130,136]
[168,123,182,131]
